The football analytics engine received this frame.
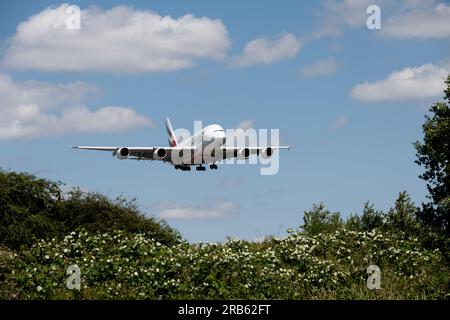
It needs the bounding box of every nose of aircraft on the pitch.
[214,130,226,145]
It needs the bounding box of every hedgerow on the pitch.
[1,228,447,299]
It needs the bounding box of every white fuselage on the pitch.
[178,124,226,165]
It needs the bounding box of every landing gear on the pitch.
[175,165,191,171]
[175,164,215,171]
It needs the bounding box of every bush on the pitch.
[0,171,181,250]
[2,228,447,299]
[55,188,181,246]
[301,203,343,236]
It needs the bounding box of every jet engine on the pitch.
[116,147,130,160]
[260,147,273,159]
[153,148,167,160]
[237,147,251,159]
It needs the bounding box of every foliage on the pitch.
[305,192,419,235]
[306,193,449,260]
[55,188,180,246]
[0,170,448,299]
[414,75,450,234]
[346,202,386,232]
[0,171,63,249]
[0,228,447,300]
[0,171,181,250]
[301,203,342,236]
[386,191,420,234]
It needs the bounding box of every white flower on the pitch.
[37,286,43,292]
[44,255,49,260]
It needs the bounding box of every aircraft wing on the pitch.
[220,146,290,160]
[72,146,197,161]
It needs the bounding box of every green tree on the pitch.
[414,75,450,234]
[0,171,63,249]
[359,202,385,231]
[301,203,343,236]
[56,188,181,245]
[386,191,418,234]
[344,202,386,232]
[0,170,181,249]
[345,213,362,231]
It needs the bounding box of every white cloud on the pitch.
[316,1,450,40]
[324,0,375,28]
[301,57,338,77]
[350,63,448,102]
[159,201,236,220]
[0,73,152,139]
[382,2,450,38]
[311,0,376,39]
[231,33,301,67]
[332,115,348,130]
[2,4,230,73]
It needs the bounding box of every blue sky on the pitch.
[0,1,449,242]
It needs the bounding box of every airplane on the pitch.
[72,118,289,171]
